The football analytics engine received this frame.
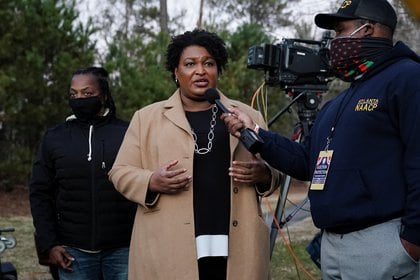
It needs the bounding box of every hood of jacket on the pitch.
[357,41,420,83]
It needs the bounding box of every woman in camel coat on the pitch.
[109,29,281,280]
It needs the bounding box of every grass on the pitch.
[1,216,52,280]
[271,227,322,280]
[1,215,321,280]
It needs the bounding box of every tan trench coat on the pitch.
[109,90,281,280]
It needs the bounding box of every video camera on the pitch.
[247,33,333,127]
[247,33,332,89]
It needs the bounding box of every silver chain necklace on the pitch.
[191,105,218,155]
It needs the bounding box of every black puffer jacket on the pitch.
[30,113,136,254]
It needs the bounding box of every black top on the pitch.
[186,108,231,236]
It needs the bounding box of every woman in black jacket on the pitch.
[30,67,136,280]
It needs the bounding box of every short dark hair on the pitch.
[72,66,116,115]
[165,29,228,83]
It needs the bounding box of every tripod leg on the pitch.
[269,174,292,258]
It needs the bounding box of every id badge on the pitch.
[310,150,334,191]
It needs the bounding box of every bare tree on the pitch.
[197,0,204,28]
[159,0,168,33]
[206,0,297,32]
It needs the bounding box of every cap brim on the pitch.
[315,13,358,30]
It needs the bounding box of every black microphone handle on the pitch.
[214,99,230,114]
[213,99,264,154]
[239,127,265,154]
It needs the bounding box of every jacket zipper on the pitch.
[101,140,106,170]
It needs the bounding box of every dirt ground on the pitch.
[0,186,31,217]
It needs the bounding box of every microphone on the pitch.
[204,88,264,154]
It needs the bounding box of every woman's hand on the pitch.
[149,160,192,194]
[229,155,271,185]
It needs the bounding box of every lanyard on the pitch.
[325,86,357,150]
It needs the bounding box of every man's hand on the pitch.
[48,245,74,271]
[401,238,420,261]
[221,108,255,138]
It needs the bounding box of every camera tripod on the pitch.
[267,86,326,258]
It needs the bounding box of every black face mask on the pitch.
[68,96,103,121]
[329,37,393,82]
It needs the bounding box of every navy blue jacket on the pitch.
[30,113,136,254]
[258,42,420,246]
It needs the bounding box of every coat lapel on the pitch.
[163,90,191,133]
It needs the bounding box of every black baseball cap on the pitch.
[315,0,397,31]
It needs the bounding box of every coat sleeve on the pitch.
[29,132,60,255]
[109,111,157,208]
[257,128,311,181]
[249,107,283,197]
